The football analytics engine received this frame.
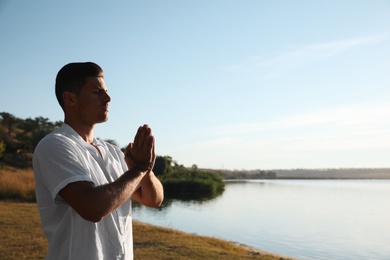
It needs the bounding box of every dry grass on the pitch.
[0,202,292,260]
[133,221,288,260]
[0,167,36,201]
[0,167,293,259]
[0,202,47,260]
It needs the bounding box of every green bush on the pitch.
[160,169,225,199]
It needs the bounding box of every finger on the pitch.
[124,143,134,166]
[137,129,145,149]
[144,127,152,149]
[125,142,133,155]
[133,126,142,148]
[135,125,149,149]
[147,134,154,154]
[124,142,131,155]
[151,140,156,168]
[138,126,152,151]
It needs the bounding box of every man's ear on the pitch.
[62,91,77,108]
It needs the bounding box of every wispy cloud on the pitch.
[192,102,390,145]
[280,103,390,128]
[261,33,389,66]
[221,33,390,76]
[175,102,390,169]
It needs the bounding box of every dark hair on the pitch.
[55,62,104,109]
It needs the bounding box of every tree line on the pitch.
[0,112,225,199]
[0,112,63,167]
[0,112,191,171]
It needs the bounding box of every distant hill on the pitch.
[274,168,390,179]
[201,168,390,180]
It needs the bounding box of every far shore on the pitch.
[203,167,390,180]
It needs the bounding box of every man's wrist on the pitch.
[125,150,153,172]
[126,167,147,179]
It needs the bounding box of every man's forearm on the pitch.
[100,168,146,206]
[134,171,164,208]
[67,168,147,222]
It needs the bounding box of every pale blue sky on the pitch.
[1,1,390,169]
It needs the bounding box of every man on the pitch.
[33,62,164,260]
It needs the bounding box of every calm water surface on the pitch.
[133,180,390,260]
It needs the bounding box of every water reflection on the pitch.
[133,186,224,210]
[133,180,390,260]
[163,188,224,202]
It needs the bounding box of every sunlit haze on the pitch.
[1,1,389,170]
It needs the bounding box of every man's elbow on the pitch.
[143,193,164,208]
[144,200,163,208]
[76,207,108,223]
[153,191,164,208]
[152,197,164,208]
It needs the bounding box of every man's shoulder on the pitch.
[35,125,80,151]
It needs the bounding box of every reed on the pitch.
[0,168,36,202]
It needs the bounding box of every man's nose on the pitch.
[104,92,111,102]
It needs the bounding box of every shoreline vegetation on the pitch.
[2,165,389,203]
[1,112,389,181]
[0,167,299,259]
[0,201,296,260]
[1,168,388,259]
[1,113,389,258]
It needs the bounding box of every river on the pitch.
[132,179,390,260]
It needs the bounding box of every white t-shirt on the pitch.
[33,124,133,260]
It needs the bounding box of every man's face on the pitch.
[73,76,111,125]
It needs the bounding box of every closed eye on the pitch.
[93,88,108,94]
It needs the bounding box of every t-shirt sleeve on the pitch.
[33,134,93,201]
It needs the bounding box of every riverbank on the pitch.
[0,202,296,260]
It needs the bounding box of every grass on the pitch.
[0,167,36,202]
[0,167,294,259]
[0,201,293,260]
[0,202,47,260]
[132,221,287,260]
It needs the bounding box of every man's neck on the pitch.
[64,118,95,144]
